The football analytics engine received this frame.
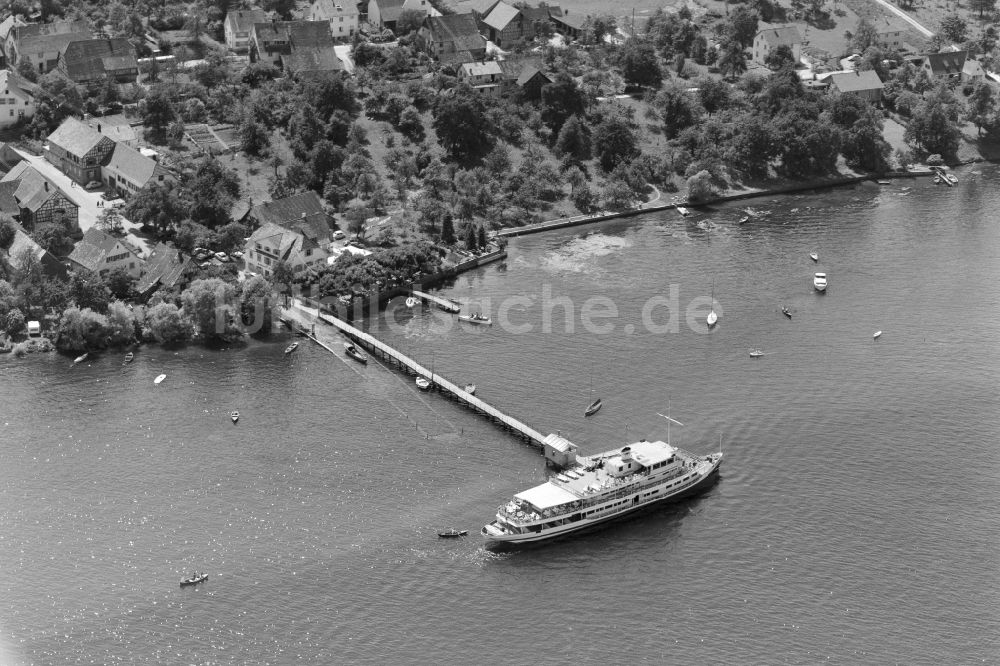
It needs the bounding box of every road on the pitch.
[13,149,152,257]
[869,0,935,38]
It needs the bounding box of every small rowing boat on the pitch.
[584,398,602,417]
[74,353,88,364]
[230,411,240,423]
[416,377,431,391]
[814,272,827,292]
[809,252,818,262]
[344,343,368,364]
[738,215,750,225]
[123,352,134,364]
[873,330,882,340]
[464,383,476,395]
[180,572,208,587]
[154,374,166,384]
[438,529,468,538]
[782,306,792,319]
[284,342,299,355]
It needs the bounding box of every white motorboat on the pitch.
[809,252,818,262]
[707,279,718,328]
[749,348,764,358]
[415,377,431,391]
[482,412,722,547]
[677,206,690,217]
[154,374,166,384]
[813,272,827,292]
[458,313,492,326]
[873,330,882,340]
[73,353,88,364]
[405,296,418,308]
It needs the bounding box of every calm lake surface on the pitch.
[2,169,999,664]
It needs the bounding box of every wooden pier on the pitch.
[285,302,552,448]
[410,290,461,313]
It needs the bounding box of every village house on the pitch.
[962,58,985,83]
[921,50,967,81]
[309,0,360,40]
[0,162,79,231]
[103,143,173,197]
[68,227,144,278]
[872,17,909,51]
[83,114,138,148]
[0,69,38,129]
[420,13,486,61]
[45,117,115,186]
[243,191,335,279]
[481,2,531,47]
[4,20,90,74]
[2,221,67,278]
[248,20,338,74]
[549,10,583,40]
[136,243,195,300]
[452,0,500,19]
[224,9,269,53]
[752,25,802,66]
[56,38,138,86]
[0,15,27,67]
[458,60,503,95]
[826,70,884,104]
[498,60,551,99]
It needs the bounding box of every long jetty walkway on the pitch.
[410,290,461,313]
[282,301,552,449]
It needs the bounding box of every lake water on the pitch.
[2,169,998,664]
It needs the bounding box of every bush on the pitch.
[686,170,718,203]
[55,307,110,352]
[145,303,191,345]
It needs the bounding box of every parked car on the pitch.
[333,230,346,240]
[85,181,102,190]
[214,252,230,262]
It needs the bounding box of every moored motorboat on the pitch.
[873,330,883,340]
[706,279,718,328]
[464,384,477,395]
[180,572,208,587]
[677,206,690,217]
[230,411,239,423]
[154,374,166,384]
[415,377,431,391]
[481,417,723,547]
[284,342,299,355]
[344,343,368,364]
[750,348,764,358]
[405,296,418,308]
[458,312,492,325]
[782,306,792,319]
[809,252,818,262]
[813,272,827,292]
[584,398,602,416]
[74,353,88,364]
[738,215,750,224]
[123,352,134,364]
[438,529,468,538]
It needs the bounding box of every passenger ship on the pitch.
[482,425,723,547]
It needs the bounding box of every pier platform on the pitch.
[411,290,461,313]
[282,301,554,449]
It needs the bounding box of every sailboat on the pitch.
[706,280,718,328]
[584,373,601,417]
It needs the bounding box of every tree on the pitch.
[396,8,425,35]
[655,84,698,139]
[432,87,493,160]
[727,6,759,48]
[96,208,124,235]
[55,307,110,352]
[240,275,274,335]
[592,114,639,172]
[398,106,424,140]
[144,302,191,344]
[142,90,176,142]
[15,59,38,83]
[464,223,477,251]
[966,83,996,136]
[905,99,961,157]
[0,219,17,250]
[686,170,717,202]
[124,181,187,235]
[167,121,185,149]
[263,0,296,19]
[540,73,586,136]
[239,116,270,156]
[939,15,967,44]
[620,39,662,88]
[69,271,111,313]
[765,44,796,70]
[851,19,879,53]
[842,113,891,172]
[105,300,137,347]
[103,268,135,300]
[440,212,456,244]
[181,278,242,342]
[554,115,592,161]
[272,261,294,294]
[718,41,748,81]
[970,0,996,18]
[477,226,487,250]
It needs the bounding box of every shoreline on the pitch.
[497,170,941,238]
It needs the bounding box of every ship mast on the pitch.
[657,402,684,446]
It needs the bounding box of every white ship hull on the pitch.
[482,454,722,547]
